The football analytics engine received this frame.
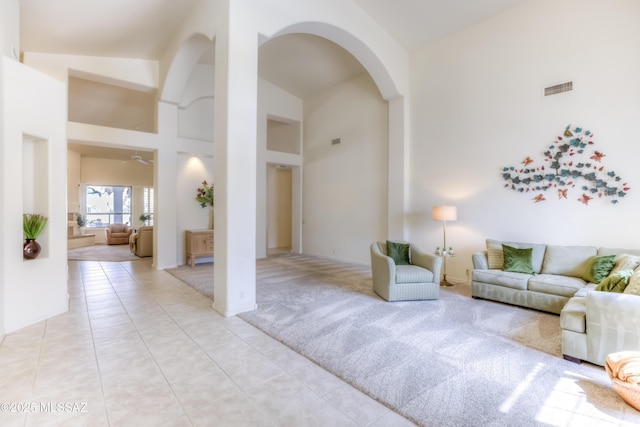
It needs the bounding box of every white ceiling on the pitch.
[352,0,529,51]
[20,0,200,59]
[21,0,526,158]
[20,0,528,59]
[258,34,367,100]
[67,143,155,163]
[19,0,529,99]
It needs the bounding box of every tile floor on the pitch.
[0,259,415,427]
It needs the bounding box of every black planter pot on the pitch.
[23,239,41,260]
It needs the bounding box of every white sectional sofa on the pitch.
[472,239,640,366]
[472,239,600,314]
[561,284,640,366]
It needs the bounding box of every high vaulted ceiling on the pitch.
[20,0,528,99]
[20,0,528,59]
[21,0,527,160]
[20,0,200,60]
[352,0,529,51]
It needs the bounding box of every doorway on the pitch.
[267,164,293,255]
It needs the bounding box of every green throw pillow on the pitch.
[582,255,617,284]
[595,269,633,293]
[502,244,534,274]
[386,241,410,265]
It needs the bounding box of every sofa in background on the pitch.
[472,239,640,366]
[561,283,640,366]
[106,223,132,245]
[472,239,599,314]
[129,226,153,257]
[561,250,640,366]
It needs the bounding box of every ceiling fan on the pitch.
[129,151,153,165]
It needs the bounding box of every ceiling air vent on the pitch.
[544,81,573,96]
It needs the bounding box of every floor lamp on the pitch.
[432,205,457,286]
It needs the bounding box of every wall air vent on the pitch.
[544,81,573,96]
[331,138,341,145]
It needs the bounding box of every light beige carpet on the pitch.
[165,263,214,299]
[163,253,639,426]
[67,243,143,262]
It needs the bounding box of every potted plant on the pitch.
[139,213,151,226]
[23,213,48,259]
[76,213,87,234]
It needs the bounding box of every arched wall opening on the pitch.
[157,15,408,315]
[160,33,214,105]
[265,22,400,101]
[258,23,407,261]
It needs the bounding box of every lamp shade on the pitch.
[432,205,457,221]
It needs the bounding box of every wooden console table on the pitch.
[185,229,214,267]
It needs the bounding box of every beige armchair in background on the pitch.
[370,241,442,301]
[106,223,132,245]
[129,226,153,257]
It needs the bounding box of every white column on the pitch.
[2,58,68,333]
[255,91,267,259]
[213,0,258,316]
[154,101,179,269]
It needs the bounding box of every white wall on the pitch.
[208,0,409,315]
[179,98,215,141]
[0,0,19,60]
[14,0,410,320]
[67,149,81,213]
[0,63,4,339]
[1,1,19,338]
[267,120,300,154]
[176,154,214,264]
[22,52,205,270]
[178,63,215,141]
[80,157,154,187]
[257,79,303,258]
[24,53,158,90]
[303,73,388,263]
[409,0,640,283]
[68,77,156,132]
[1,58,68,333]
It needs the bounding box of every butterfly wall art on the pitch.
[502,125,630,205]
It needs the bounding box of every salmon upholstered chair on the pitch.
[106,223,132,245]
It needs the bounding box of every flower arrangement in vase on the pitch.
[195,180,214,207]
[23,213,48,259]
[195,180,214,229]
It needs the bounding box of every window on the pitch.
[85,185,131,227]
[143,187,154,225]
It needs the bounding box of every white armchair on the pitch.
[370,241,442,301]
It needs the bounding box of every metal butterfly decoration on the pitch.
[502,125,630,205]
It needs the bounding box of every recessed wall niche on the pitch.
[68,76,157,133]
[23,134,49,259]
[267,118,300,155]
